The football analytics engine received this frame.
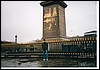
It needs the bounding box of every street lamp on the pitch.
[15,35,17,43]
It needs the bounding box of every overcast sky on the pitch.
[1,1,98,43]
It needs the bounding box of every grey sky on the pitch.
[1,1,97,43]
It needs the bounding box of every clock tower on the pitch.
[40,1,67,40]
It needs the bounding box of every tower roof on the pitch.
[40,1,67,8]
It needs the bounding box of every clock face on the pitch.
[43,6,58,31]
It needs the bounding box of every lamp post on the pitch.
[15,35,17,43]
